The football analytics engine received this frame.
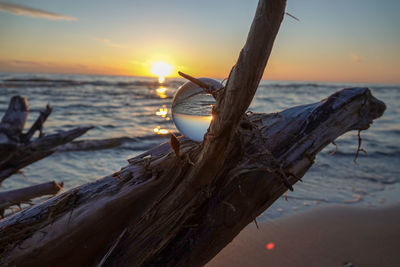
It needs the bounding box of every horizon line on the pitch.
[0,70,399,87]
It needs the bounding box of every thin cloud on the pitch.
[10,59,41,66]
[0,59,65,68]
[0,2,78,21]
[0,59,122,75]
[94,37,126,48]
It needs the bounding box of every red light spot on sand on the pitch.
[266,242,275,250]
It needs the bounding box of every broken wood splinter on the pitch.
[169,133,181,158]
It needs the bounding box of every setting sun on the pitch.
[151,62,173,83]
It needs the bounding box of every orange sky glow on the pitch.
[0,0,399,84]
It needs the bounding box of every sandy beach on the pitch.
[207,204,400,267]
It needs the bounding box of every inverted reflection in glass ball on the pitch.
[172,78,220,142]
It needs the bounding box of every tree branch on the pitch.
[21,104,52,142]
[0,181,63,212]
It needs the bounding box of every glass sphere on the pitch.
[172,78,220,142]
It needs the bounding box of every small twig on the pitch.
[285,12,300,21]
[178,71,215,93]
[21,103,52,142]
[354,130,366,163]
[55,181,64,191]
[330,141,338,155]
[277,168,294,191]
[169,133,181,159]
[253,218,260,230]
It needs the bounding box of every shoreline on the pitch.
[207,204,400,267]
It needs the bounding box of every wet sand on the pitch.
[207,204,400,267]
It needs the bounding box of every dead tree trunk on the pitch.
[0,0,386,266]
[0,95,92,182]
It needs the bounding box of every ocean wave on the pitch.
[326,150,400,158]
[1,77,183,89]
[57,134,173,152]
[258,82,342,90]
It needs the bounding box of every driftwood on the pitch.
[0,87,385,266]
[0,0,386,266]
[57,136,170,152]
[0,95,92,182]
[0,181,63,216]
[57,137,130,151]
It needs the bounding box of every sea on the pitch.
[1,73,399,221]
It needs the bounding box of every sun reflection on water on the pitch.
[156,105,168,118]
[153,85,170,134]
[156,87,167,99]
[153,126,169,135]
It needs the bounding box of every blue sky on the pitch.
[0,0,399,83]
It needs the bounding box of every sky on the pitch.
[0,0,399,84]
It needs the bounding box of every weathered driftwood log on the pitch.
[0,0,386,266]
[57,137,132,151]
[0,181,63,216]
[0,95,92,182]
[0,87,385,266]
